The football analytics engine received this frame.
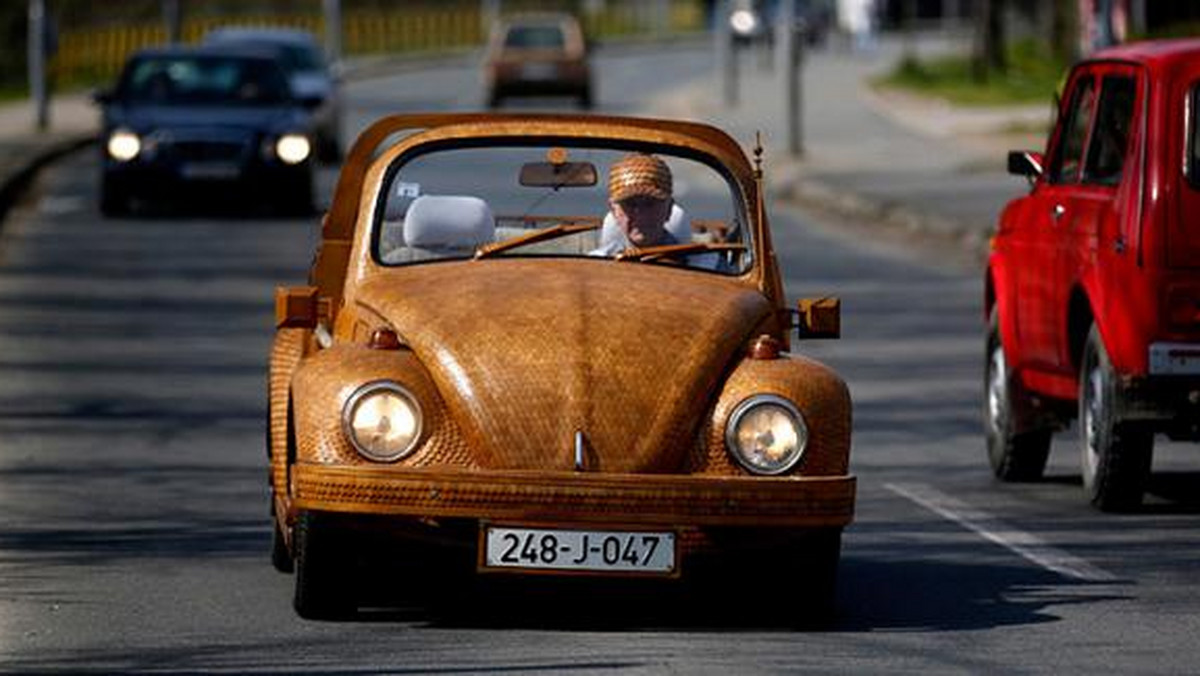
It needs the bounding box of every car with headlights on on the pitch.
[483,13,592,108]
[204,26,343,162]
[268,112,855,621]
[94,45,317,216]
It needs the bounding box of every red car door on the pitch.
[1053,67,1141,374]
[1017,72,1097,374]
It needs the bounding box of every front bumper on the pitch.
[291,465,856,528]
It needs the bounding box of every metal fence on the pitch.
[49,1,706,87]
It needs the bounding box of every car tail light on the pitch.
[1166,286,1200,331]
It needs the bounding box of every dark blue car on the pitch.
[95,45,318,216]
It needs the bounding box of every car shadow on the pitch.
[338,553,1128,633]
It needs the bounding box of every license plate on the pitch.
[482,526,676,574]
[181,162,241,180]
[520,63,558,81]
[1150,343,1200,375]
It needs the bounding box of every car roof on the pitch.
[130,43,287,62]
[1090,37,1200,69]
[205,27,320,47]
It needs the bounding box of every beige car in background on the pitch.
[483,13,593,109]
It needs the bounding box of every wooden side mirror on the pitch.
[796,297,840,339]
[275,286,320,329]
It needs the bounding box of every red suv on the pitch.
[986,39,1200,511]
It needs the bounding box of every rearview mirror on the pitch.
[796,297,840,339]
[275,286,320,329]
[90,87,115,106]
[1007,151,1044,189]
[519,161,597,188]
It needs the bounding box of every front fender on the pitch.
[690,353,852,477]
[290,345,470,468]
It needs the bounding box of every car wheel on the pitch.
[271,506,294,574]
[278,175,315,217]
[1079,326,1153,512]
[100,181,131,217]
[317,133,342,164]
[776,529,841,628]
[984,310,1052,481]
[293,511,355,619]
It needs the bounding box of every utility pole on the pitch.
[776,0,803,157]
[323,0,343,66]
[481,0,501,40]
[163,0,183,44]
[716,0,737,108]
[27,0,49,131]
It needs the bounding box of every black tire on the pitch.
[1079,326,1153,512]
[278,175,315,217]
[271,508,294,574]
[293,511,355,619]
[984,309,1052,481]
[100,181,130,217]
[777,530,841,628]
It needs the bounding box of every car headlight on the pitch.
[106,129,141,162]
[725,395,808,475]
[275,134,311,165]
[341,381,422,462]
[730,9,759,36]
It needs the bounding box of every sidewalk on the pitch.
[646,31,1053,265]
[0,94,98,221]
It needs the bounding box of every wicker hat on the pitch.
[608,153,672,202]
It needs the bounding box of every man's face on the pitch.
[611,195,671,246]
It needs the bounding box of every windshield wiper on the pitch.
[613,241,746,263]
[474,222,599,259]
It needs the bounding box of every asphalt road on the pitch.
[0,45,1198,674]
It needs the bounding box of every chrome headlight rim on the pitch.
[106,128,141,162]
[274,133,312,165]
[341,380,423,462]
[724,394,809,476]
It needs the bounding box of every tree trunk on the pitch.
[973,0,1008,81]
[1051,0,1079,64]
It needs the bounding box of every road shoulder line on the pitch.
[886,482,1118,582]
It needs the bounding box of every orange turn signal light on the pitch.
[368,328,402,351]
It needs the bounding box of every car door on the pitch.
[1053,67,1140,373]
[1016,71,1097,371]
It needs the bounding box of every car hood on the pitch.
[357,260,773,473]
[111,105,300,134]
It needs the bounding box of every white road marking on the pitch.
[885,482,1118,582]
[38,195,87,216]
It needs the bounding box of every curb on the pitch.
[0,134,97,226]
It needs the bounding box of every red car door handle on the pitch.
[1052,204,1066,221]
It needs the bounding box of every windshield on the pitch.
[374,143,753,275]
[121,56,291,106]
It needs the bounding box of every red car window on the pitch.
[1083,75,1136,186]
[1050,76,1097,184]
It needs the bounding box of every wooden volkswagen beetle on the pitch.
[268,113,855,620]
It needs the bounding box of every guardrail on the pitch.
[49,2,705,86]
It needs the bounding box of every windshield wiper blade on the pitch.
[613,241,746,263]
[474,222,599,259]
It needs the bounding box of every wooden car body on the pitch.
[268,113,855,618]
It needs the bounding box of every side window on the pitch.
[1190,84,1200,189]
[1083,75,1136,186]
[1050,76,1097,184]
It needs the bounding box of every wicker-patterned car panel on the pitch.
[352,260,773,474]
